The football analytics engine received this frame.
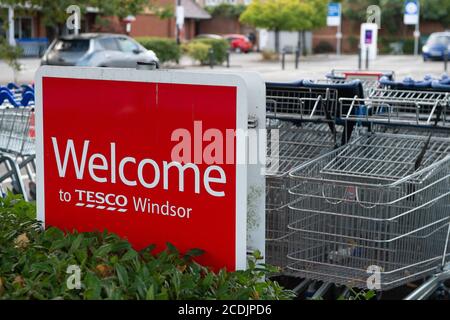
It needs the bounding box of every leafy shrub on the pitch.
[314,41,334,54]
[190,38,230,65]
[135,37,181,64]
[0,196,294,300]
[378,37,424,55]
[182,41,211,64]
[261,49,279,61]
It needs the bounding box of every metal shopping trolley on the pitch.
[266,84,339,122]
[0,105,36,201]
[287,131,450,290]
[264,82,345,270]
[326,70,395,97]
[339,88,450,131]
[265,121,343,269]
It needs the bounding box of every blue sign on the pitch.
[404,0,418,14]
[404,0,419,25]
[328,3,341,17]
[327,2,341,26]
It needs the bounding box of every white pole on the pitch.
[337,23,342,56]
[414,1,420,56]
[8,6,16,46]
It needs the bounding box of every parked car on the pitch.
[224,34,253,53]
[194,34,223,40]
[422,32,450,61]
[41,33,159,68]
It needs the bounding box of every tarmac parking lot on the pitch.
[1,53,448,85]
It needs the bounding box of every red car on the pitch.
[224,34,253,53]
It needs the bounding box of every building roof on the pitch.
[182,0,211,20]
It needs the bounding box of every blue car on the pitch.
[422,32,450,61]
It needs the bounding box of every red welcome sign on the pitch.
[35,67,258,271]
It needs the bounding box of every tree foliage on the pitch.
[343,0,450,33]
[240,0,327,32]
[205,3,247,18]
[1,0,155,30]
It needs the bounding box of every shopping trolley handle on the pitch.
[0,89,20,108]
[21,92,35,107]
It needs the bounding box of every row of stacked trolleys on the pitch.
[1,71,450,299]
[0,83,35,201]
[264,71,450,299]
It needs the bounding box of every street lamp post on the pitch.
[176,0,181,45]
[413,1,420,56]
[8,6,16,46]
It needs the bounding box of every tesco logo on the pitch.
[51,138,227,197]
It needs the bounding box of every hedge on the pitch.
[189,38,230,65]
[0,195,294,300]
[136,37,181,64]
[182,41,211,64]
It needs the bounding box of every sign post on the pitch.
[404,0,420,56]
[327,2,342,56]
[176,2,184,45]
[35,67,266,271]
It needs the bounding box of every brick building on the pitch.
[95,0,211,40]
[1,0,211,45]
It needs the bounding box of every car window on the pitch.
[117,38,139,53]
[53,39,89,52]
[98,38,120,51]
[427,35,450,46]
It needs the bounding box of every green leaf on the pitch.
[84,273,102,300]
[94,244,114,257]
[30,262,53,274]
[69,233,84,255]
[184,248,205,258]
[146,284,155,300]
[115,264,129,287]
[166,242,178,254]
[121,249,138,262]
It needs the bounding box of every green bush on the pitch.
[191,38,230,65]
[135,37,181,64]
[0,196,294,300]
[261,49,279,61]
[378,37,424,55]
[182,41,211,64]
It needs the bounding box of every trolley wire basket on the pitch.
[266,85,338,121]
[265,120,342,270]
[339,89,450,129]
[287,133,450,290]
[317,79,379,98]
[0,106,35,156]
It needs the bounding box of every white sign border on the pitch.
[35,66,257,270]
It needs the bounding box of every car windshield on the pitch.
[53,39,90,52]
[426,35,450,46]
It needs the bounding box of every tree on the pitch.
[343,0,450,34]
[240,0,327,53]
[421,0,450,27]
[0,38,23,83]
[1,0,155,37]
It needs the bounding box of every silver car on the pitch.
[41,33,159,68]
